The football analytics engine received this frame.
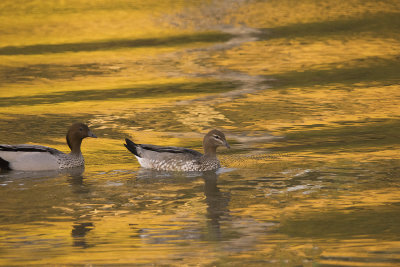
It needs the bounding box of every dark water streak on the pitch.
[0,32,233,55]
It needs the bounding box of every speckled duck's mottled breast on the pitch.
[56,153,85,169]
[136,156,220,172]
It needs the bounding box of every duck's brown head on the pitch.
[66,123,97,154]
[203,129,230,156]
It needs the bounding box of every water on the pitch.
[1,0,400,265]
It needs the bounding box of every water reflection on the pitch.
[71,222,94,248]
[0,81,239,107]
[0,32,232,55]
[0,166,84,181]
[1,0,400,265]
[203,171,230,241]
[0,167,96,250]
[131,169,232,243]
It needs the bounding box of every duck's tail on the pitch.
[0,157,11,171]
[124,138,140,157]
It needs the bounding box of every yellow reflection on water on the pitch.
[234,0,400,28]
[213,37,400,76]
[1,0,400,266]
[0,0,203,46]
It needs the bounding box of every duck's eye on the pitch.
[213,134,221,139]
[79,127,83,131]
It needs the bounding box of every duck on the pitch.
[124,129,230,172]
[0,123,97,171]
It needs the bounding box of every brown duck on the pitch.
[0,123,97,171]
[124,129,230,172]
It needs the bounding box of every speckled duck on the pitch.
[124,129,230,172]
[0,123,97,171]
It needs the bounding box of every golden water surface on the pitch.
[1,0,400,265]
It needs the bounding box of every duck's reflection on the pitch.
[65,168,95,248]
[66,167,91,194]
[0,165,85,180]
[71,222,94,248]
[133,168,231,242]
[130,168,269,254]
[135,168,203,180]
[202,171,230,241]
[0,166,95,248]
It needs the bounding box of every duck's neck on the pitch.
[203,141,217,158]
[67,135,83,156]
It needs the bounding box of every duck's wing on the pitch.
[124,138,203,158]
[136,144,203,169]
[0,144,62,155]
[140,144,203,157]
